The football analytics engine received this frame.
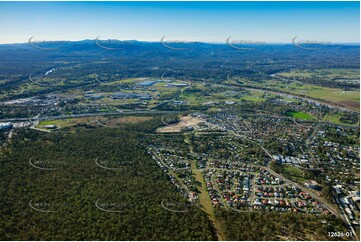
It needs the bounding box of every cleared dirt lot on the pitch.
[157,115,204,133]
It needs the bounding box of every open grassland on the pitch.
[102,116,154,125]
[295,86,359,110]
[278,68,360,80]
[282,165,306,183]
[38,118,93,128]
[38,116,153,128]
[241,94,265,102]
[286,111,314,120]
[179,92,210,104]
[293,86,359,102]
[179,89,267,105]
[243,79,360,110]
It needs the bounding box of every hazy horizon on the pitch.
[1,38,360,46]
[0,1,359,44]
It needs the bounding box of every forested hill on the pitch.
[0,118,217,240]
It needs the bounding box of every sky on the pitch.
[0,1,359,44]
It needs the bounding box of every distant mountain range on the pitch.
[0,39,359,76]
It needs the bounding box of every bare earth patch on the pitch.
[157,115,204,133]
[338,100,359,109]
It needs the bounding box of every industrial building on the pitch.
[0,122,13,130]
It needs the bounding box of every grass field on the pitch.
[179,92,208,104]
[179,89,267,105]
[283,165,306,183]
[241,94,265,102]
[274,69,360,110]
[38,118,92,128]
[278,68,360,80]
[38,116,153,128]
[286,111,314,120]
[243,79,360,110]
[293,86,359,102]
